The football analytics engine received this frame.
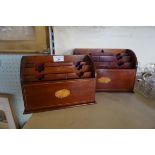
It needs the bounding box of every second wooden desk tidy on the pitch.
[21,55,96,114]
[74,49,137,92]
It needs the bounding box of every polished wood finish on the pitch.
[96,69,136,91]
[73,48,137,92]
[21,55,96,114]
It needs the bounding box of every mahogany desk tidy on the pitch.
[74,49,137,92]
[20,55,96,114]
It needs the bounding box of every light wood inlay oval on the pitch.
[55,89,71,99]
[98,77,111,84]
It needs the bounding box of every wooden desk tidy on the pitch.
[20,55,96,114]
[73,49,137,92]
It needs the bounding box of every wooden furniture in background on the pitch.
[74,49,137,92]
[20,55,96,114]
[0,94,18,129]
[0,26,49,53]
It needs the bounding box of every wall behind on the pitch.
[54,26,155,66]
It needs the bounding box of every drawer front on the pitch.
[22,79,95,113]
[96,69,136,91]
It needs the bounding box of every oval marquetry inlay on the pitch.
[55,89,71,99]
[98,77,111,84]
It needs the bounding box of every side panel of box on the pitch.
[96,69,136,92]
[22,79,96,113]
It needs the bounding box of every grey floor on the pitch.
[24,92,155,129]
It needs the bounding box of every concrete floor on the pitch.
[24,92,155,129]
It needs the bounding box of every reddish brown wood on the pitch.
[22,79,95,113]
[21,55,96,114]
[96,69,136,91]
[74,48,137,92]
